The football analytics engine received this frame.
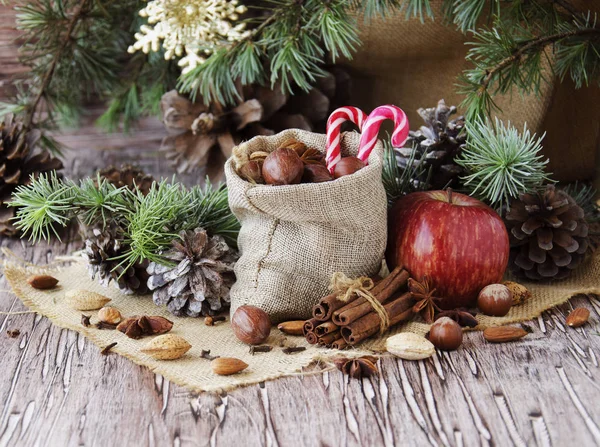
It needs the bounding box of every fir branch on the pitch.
[381,139,429,206]
[456,117,551,209]
[21,0,89,130]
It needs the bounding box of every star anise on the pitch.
[409,276,442,324]
[435,309,478,328]
[116,316,173,339]
[333,356,379,379]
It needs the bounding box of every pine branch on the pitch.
[23,0,89,130]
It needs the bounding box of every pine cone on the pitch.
[159,67,350,180]
[0,114,63,236]
[505,185,590,280]
[99,164,154,195]
[84,227,149,294]
[147,228,237,317]
[396,99,466,189]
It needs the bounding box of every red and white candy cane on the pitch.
[357,105,409,163]
[326,106,368,173]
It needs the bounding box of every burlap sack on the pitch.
[225,129,387,322]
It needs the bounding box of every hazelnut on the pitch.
[262,147,304,185]
[428,317,463,351]
[333,156,365,179]
[477,284,512,316]
[231,305,272,345]
[302,164,333,183]
[238,160,264,184]
[98,307,122,325]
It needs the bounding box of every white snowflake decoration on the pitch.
[128,0,249,73]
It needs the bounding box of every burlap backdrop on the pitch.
[345,0,600,183]
[4,251,600,393]
[225,129,387,323]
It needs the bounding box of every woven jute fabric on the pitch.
[225,129,388,323]
[4,252,600,393]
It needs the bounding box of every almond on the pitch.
[65,290,111,310]
[27,274,59,290]
[566,307,590,328]
[277,320,305,336]
[483,326,528,343]
[98,307,122,325]
[141,334,191,360]
[211,357,249,375]
[502,281,531,305]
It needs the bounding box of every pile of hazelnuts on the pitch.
[237,139,365,185]
[427,282,519,352]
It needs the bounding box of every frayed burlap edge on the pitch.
[3,250,600,393]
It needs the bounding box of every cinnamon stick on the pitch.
[306,331,318,344]
[331,338,348,350]
[315,321,339,336]
[312,293,342,321]
[303,318,320,336]
[329,266,404,318]
[340,292,415,345]
[332,269,409,326]
[317,330,341,346]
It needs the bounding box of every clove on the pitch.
[249,345,272,355]
[282,346,306,355]
[81,314,91,327]
[204,315,227,326]
[200,349,219,361]
[100,342,117,355]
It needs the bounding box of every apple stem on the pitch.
[447,188,453,204]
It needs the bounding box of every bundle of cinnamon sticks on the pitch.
[304,266,415,348]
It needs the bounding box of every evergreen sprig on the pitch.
[381,139,429,206]
[456,117,551,209]
[10,173,240,271]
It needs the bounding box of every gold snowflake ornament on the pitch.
[128,0,249,73]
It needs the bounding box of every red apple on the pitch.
[387,190,509,309]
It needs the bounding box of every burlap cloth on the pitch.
[4,251,600,393]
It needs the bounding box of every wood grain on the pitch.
[1,5,600,446]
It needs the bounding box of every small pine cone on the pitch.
[147,228,238,317]
[396,99,466,189]
[85,227,149,294]
[98,164,154,196]
[0,115,63,236]
[505,185,589,280]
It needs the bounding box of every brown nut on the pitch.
[279,139,307,156]
[211,357,249,375]
[262,147,304,185]
[231,305,271,345]
[477,284,512,316]
[566,307,590,328]
[302,164,333,183]
[428,317,463,351]
[238,160,264,184]
[141,334,191,360]
[27,274,59,290]
[483,326,527,343]
[333,156,365,179]
[277,320,306,336]
[98,307,122,325]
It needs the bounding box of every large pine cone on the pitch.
[147,228,238,317]
[84,227,149,294]
[159,67,350,180]
[505,185,589,280]
[396,99,466,190]
[0,115,63,236]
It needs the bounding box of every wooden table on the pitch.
[0,122,599,447]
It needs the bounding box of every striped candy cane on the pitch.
[326,106,368,173]
[357,105,409,163]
